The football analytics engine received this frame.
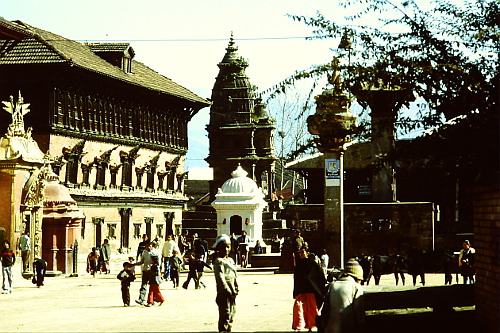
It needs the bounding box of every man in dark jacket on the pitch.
[1,240,16,294]
[33,257,47,288]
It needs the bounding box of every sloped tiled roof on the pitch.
[87,42,130,53]
[0,18,210,107]
[87,42,135,58]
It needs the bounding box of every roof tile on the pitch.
[0,18,210,106]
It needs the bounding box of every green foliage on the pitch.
[267,0,498,169]
[277,0,498,132]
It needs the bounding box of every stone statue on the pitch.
[328,57,343,94]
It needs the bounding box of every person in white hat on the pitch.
[213,234,239,333]
[321,258,365,333]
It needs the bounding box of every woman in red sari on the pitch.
[292,246,326,331]
[146,256,164,306]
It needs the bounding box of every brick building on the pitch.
[0,18,210,265]
[473,183,500,332]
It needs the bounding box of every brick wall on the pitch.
[282,202,435,259]
[345,202,435,259]
[473,183,500,332]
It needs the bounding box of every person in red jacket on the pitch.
[1,240,16,294]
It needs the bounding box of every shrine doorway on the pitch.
[230,215,242,235]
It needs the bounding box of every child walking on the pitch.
[195,253,212,289]
[169,249,183,289]
[117,262,136,306]
[182,252,199,289]
[146,256,164,306]
[86,247,99,277]
[213,234,238,333]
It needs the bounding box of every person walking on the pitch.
[213,234,238,333]
[229,233,239,265]
[270,234,283,253]
[86,247,99,277]
[290,230,305,266]
[134,242,153,306]
[32,257,47,288]
[321,258,365,333]
[458,240,476,284]
[178,230,190,256]
[194,253,212,289]
[117,262,136,306]
[161,234,179,281]
[182,252,199,289]
[169,249,183,289]
[292,245,326,332]
[319,249,329,277]
[136,234,149,261]
[1,240,15,294]
[238,231,251,268]
[99,239,111,274]
[18,232,30,272]
[146,256,164,306]
[193,233,207,261]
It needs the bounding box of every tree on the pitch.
[266,87,314,197]
[271,0,498,181]
[276,0,497,130]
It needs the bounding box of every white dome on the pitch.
[220,165,260,194]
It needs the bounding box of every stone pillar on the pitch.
[324,153,344,267]
[307,89,357,268]
[355,88,414,202]
[50,234,58,272]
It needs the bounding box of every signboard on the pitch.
[325,158,340,186]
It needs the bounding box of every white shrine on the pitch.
[211,165,268,247]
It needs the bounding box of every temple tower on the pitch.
[206,34,276,202]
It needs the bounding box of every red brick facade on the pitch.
[473,183,500,332]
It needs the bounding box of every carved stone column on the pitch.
[307,89,357,268]
[80,163,92,187]
[157,171,167,191]
[135,166,146,189]
[355,88,414,202]
[109,163,121,189]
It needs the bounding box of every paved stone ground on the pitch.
[0,255,456,333]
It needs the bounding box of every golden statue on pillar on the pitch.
[2,91,31,138]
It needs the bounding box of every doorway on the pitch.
[230,215,242,235]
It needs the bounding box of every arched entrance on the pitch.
[230,215,242,235]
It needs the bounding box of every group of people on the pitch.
[115,232,238,333]
[290,237,478,333]
[228,231,251,267]
[115,233,214,308]
[0,233,48,293]
[212,232,362,333]
[229,230,277,268]
[86,239,112,277]
[1,229,479,333]
[292,244,364,333]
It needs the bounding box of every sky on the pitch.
[2,0,350,170]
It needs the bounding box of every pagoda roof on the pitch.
[0,18,210,107]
